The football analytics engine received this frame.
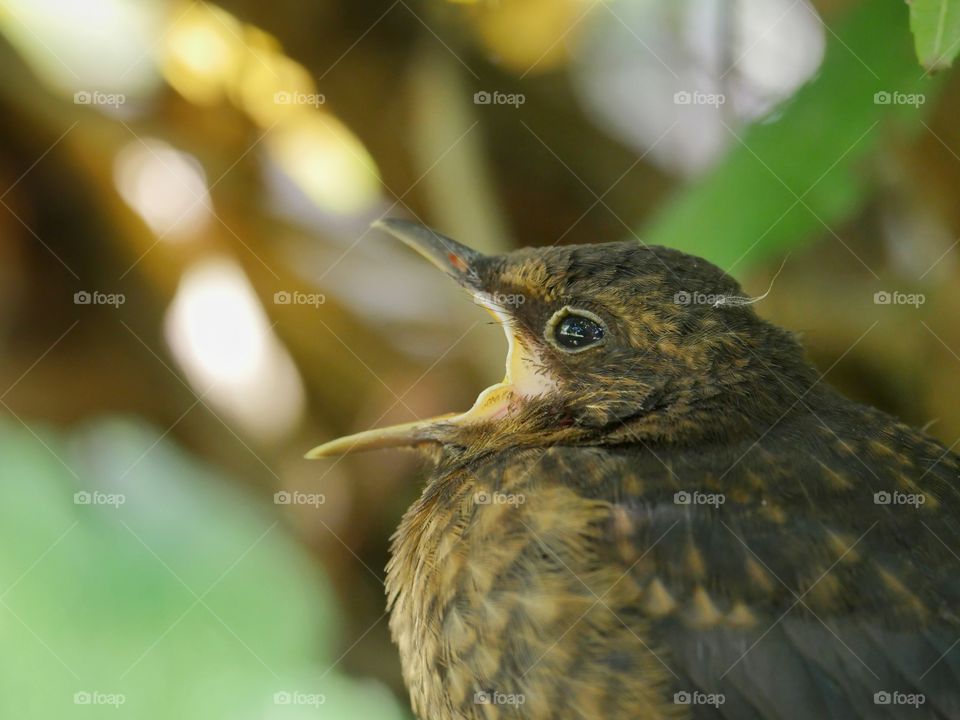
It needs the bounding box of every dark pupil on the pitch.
[556,314,603,349]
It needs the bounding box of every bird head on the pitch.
[307,220,815,460]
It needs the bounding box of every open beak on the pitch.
[371,218,485,291]
[305,219,554,459]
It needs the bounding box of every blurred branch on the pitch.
[409,41,511,253]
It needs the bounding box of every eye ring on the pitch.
[545,306,607,353]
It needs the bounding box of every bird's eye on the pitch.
[546,308,606,352]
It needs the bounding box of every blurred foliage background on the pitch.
[0,0,958,717]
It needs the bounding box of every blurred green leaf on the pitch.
[910,0,960,71]
[643,0,940,271]
[0,417,408,720]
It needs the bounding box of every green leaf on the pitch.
[910,0,960,71]
[0,417,409,720]
[643,0,940,272]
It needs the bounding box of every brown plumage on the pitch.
[309,220,960,719]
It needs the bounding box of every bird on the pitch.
[307,219,960,719]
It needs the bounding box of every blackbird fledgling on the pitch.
[308,220,960,720]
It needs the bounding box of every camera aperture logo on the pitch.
[473,90,525,108]
[873,290,924,308]
[873,490,925,508]
[674,90,725,108]
[74,491,126,508]
[274,91,325,107]
[274,490,326,508]
[74,691,126,707]
[274,290,326,308]
[74,90,126,108]
[673,690,725,707]
[674,490,725,508]
[273,690,326,707]
[74,290,126,308]
[473,489,525,507]
[474,690,525,706]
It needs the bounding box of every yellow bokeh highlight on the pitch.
[161,3,244,106]
[158,1,381,215]
[266,114,382,215]
[233,52,319,127]
[469,0,588,73]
